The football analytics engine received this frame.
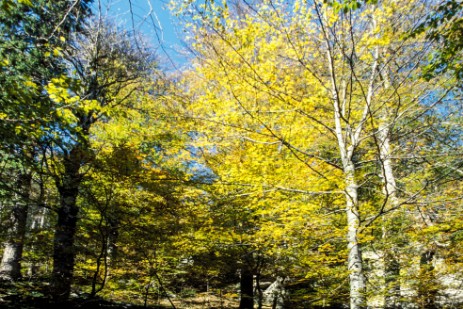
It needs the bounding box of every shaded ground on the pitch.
[0,297,163,309]
[0,295,239,309]
[0,281,240,309]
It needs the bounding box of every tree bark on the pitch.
[344,164,367,309]
[322,10,373,304]
[266,277,287,309]
[239,265,254,309]
[0,173,32,281]
[51,147,82,301]
[378,121,402,309]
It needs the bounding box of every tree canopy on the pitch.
[0,1,463,309]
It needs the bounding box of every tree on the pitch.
[42,18,157,301]
[73,86,190,298]
[175,0,456,308]
[0,0,92,281]
[414,0,463,80]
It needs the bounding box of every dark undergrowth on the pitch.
[0,281,167,309]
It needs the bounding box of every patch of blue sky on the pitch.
[94,0,189,69]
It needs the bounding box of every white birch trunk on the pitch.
[377,54,402,308]
[331,69,367,309]
[327,58,367,309]
[318,4,382,307]
[344,163,366,309]
[378,120,402,309]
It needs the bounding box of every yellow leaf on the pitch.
[18,0,32,6]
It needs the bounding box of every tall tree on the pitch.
[175,0,455,307]
[43,18,156,301]
[0,0,92,281]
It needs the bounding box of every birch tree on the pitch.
[175,0,454,307]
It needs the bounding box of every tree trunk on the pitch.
[239,265,254,309]
[377,121,402,309]
[345,164,367,309]
[105,214,119,277]
[325,19,371,307]
[255,272,263,309]
[0,173,32,281]
[264,277,287,309]
[51,148,82,301]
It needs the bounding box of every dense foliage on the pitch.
[0,0,462,309]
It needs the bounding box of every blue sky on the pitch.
[97,0,187,68]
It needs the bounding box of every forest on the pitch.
[0,0,462,308]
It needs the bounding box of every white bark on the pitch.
[0,173,31,281]
[323,16,380,305]
[331,78,367,309]
[378,125,398,206]
[263,277,288,309]
[377,52,402,308]
[0,244,21,280]
[324,48,367,309]
[344,163,366,309]
[325,37,372,309]
[378,120,401,309]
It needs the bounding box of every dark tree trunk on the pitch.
[239,265,254,309]
[51,148,82,302]
[103,216,119,283]
[0,173,32,281]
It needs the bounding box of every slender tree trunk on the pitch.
[0,173,32,281]
[269,277,287,309]
[51,147,82,301]
[323,15,373,306]
[330,65,368,309]
[91,214,107,297]
[239,265,254,309]
[105,214,119,278]
[330,79,368,309]
[378,122,401,309]
[344,164,367,309]
[90,210,119,296]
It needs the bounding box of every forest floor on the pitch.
[0,277,253,309]
[0,296,242,309]
[0,285,243,309]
